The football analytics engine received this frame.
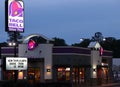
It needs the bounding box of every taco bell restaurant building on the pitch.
[0,35,113,85]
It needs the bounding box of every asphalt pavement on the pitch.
[85,82,120,87]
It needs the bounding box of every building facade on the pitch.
[0,35,113,85]
[112,58,120,81]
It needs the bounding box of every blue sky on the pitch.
[0,0,120,44]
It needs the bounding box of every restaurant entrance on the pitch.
[28,67,40,83]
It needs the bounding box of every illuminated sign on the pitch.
[6,0,24,32]
[28,39,38,50]
[6,57,27,70]
[99,47,104,56]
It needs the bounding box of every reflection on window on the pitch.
[72,68,85,83]
[57,67,70,81]
[3,71,15,80]
[28,67,40,82]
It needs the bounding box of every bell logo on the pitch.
[9,0,23,17]
[28,39,38,50]
[99,47,104,56]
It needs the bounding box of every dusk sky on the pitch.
[0,0,120,45]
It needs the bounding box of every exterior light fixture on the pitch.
[93,68,96,72]
[103,38,106,41]
[8,42,16,46]
[80,38,84,42]
[47,69,51,72]
[65,68,70,71]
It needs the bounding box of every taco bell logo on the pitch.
[8,0,24,32]
[9,0,23,17]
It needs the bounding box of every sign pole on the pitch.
[14,31,18,82]
[5,0,24,82]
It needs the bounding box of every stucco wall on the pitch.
[19,44,53,80]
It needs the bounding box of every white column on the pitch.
[91,50,101,78]
[42,44,53,80]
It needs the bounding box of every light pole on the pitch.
[8,32,18,82]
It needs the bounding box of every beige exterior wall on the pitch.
[18,44,53,80]
[91,50,101,78]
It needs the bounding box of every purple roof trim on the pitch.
[1,47,112,57]
[103,51,112,57]
[53,47,91,54]
[1,48,18,54]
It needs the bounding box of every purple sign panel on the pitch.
[8,0,24,32]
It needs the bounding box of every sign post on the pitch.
[5,0,24,82]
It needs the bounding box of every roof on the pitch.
[20,34,54,43]
[88,41,101,49]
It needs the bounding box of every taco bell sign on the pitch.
[6,0,24,32]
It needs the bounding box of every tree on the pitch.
[100,37,120,57]
[100,37,116,50]
[29,36,47,44]
[71,32,120,58]
[52,37,68,46]
[7,32,23,42]
[72,39,90,47]
[28,36,68,46]
[72,32,103,47]
[0,42,8,47]
[114,39,120,57]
